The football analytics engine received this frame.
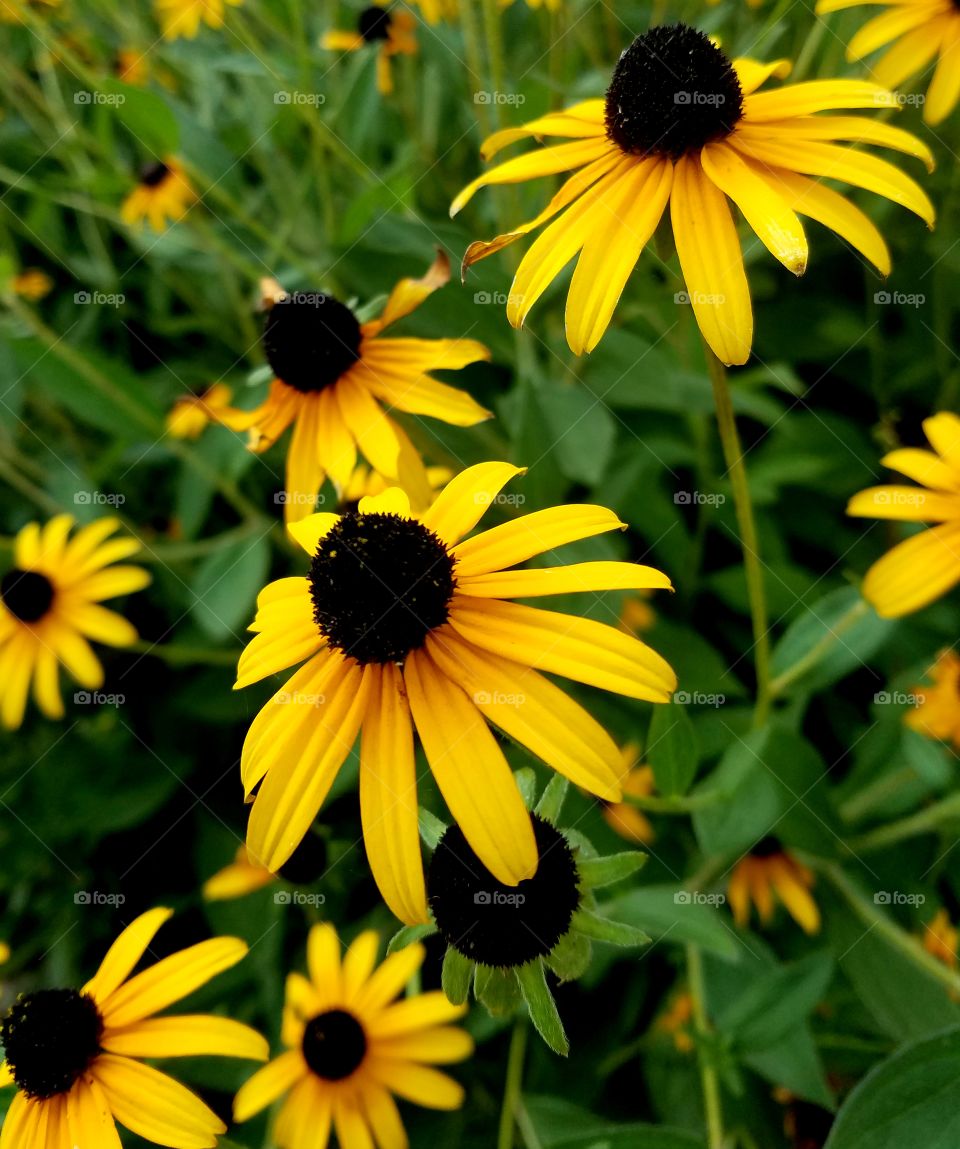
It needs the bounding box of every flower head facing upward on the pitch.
[0,515,149,730]
[817,0,960,125]
[0,907,266,1148]
[453,23,935,365]
[905,650,960,746]
[233,923,471,1149]
[728,838,820,934]
[220,254,491,522]
[154,0,242,40]
[321,5,417,95]
[847,413,960,618]
[120,158,197,231]
[235,462,676,926]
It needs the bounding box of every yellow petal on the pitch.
[367,1060,464,1110]
[287,514,340,556]
[364,249,451,335]
[925,20,960,125]
[458,559,673,598]
[101,1015,268,1061]
[744,78,898,121]
[871,22,943,91]
[881,447,960,491]
[83,907,174,1005]
[923,412,960,469]
[352,942,425,1014]
[862,521,960,617]
[735,115,934,172]
[478,100,606,161]
[848,3,944,58]
[846,486,960,521]
[233,1051,305,1123]
[370,992,467,1038]
[66,1076,122,1149]
[733,57,792,95]
[419,462,525,546]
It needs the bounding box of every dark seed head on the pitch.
[1,989,103,1099]
[263,292,362,394]
[752,835,783,859]
[301,1009,367,1080]
[308,511,456,664]
[0,568,55,624]
[358,6,392,41]
[139,161,171,187]
[428,816,582,969]
[604,24,743,159]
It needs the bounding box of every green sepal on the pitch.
[387,922,437,955]
[535,775,569,822]
[544,928,592,984]
[475,964,523,1017]
[578,851,648,889]
[572,908,651,947]
[441,946,474,1006]
[514,767,538,810]
[418,806,447,850]
[517,959,569,1056]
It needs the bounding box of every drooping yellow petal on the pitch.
[360,1085,408,1149]
[235,604,322,689]
[419,462,525,546]
[284,394,326,524]
[275,1076,332,1148]
[478,100,606,161]
[861,521,960,617]
[735,115,934,172]
[82,907,174,1005]
[733,57,792,95]
[846,486,960,521]
[101,1015,268,1061]
[0,632,36,730]
[769,858,820,934]
[882,447,960,491]
[233,1051,306,1123]
[364,249,451,335]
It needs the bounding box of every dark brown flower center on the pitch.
[301,1009,367,1080]
[0,568,55,623]
[358,6,392,41]
[263,292,362,394]
[139,161,171,187]
[1,989,103,1099]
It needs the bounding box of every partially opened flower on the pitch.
[321,5,417,95]
[817,0,960,125]
[847,412,960,617]
[452,23,934,366]
[0,515,149,730]
[233,923,471,1148]
[235,461,676,925]
[154,0,241,39]
[0,907,266,1148]
[728,839,820,934]
[224,254,490,523]
[120,159,197,230]
[904,651,960,746]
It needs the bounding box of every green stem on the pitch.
[705,346,771,727]
[768,597,870,699]
[687,944,725,1149]
[497,1017,528,1149]
[624,790,726,814]
[846,793,960,853]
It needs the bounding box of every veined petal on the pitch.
[284,394,326,524]
[448,596,677,702]
[849,2,945,57]
[743,79,898,120]
[419,462,525,546]
[734,115,934,172]
[233,1051,306,1123]
[101,1015,268,1061]
[404,648,538,885]
[479,101,606,161]
[451,505,625,578]
[458,560,672,598]
[870,22,943,91]
[861,521,960,617]
[882,447,960,491]
[358,350,491,427]
[923,413,960,469]
[82,907,174,1005]
[846,486,960,521]
[361,1085,407,1149]
[66,1076,122,1149]
[235,606,322,689]
[733,57,791,95]
[275,1076,332,1148]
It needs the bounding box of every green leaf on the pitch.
[514,767,537,810]
[441,947,473,1006]
[525,1096,705,1149]
[475,964,522,1017]
[606,887,739,961]
[647,703,700,797]
[824,1027,960,1149]
[717,953,834,1051]
[386,922,436,955]
[517,959,569,1056]
[572,908,650,947]
[535,774,568,823]
[578,851,648,889]
[418,807,447,850]
[544,929,592,983]
[102,80,180,155]
[189,533,270,642]
[537,383,616,486]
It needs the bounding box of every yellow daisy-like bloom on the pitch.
[120,159,197,231]
[817,0,960,125]
[452,23,934,366]
[0,907,267,1149]
[235,462,676,924]
[154,0,241,40]
[234,923,471,1148]
[922,908,958,968]
[166,382,238,440]
[10,268,53,301]
[728,841,820,934]
[321,5,417,95]
[905,650,960,745]
[203,845,277,901]
[227,253,490,523]
[0,516,150,730]
[847,412,960,618]
[601,743,656,844]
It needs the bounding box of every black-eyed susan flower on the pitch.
[452,23,934,366]
[233,923,470,1147]
[235,462,676,926]
[120,159,197,231]
[728,839,820,934]
[154,0,240,39]
[321,5,417,95]
[601,744,656,845]
[166,382,238,440]
[203,833,328,901]
[10,268,53,301]
[817,0,960,125]
[422,778,649,1053]
[0,515,149,730]
[904,650,960,745]
[224,254,490,523]
[847,413,960,618]
[0,907,266,1148]
[922,907,958,968]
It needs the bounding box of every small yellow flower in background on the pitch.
[0,907,266,1148]
[904,650,960,746]
[224,252,490,524]
[656,991,695,1053]
[0,516,150,730]
[115,48,150,86]
[847,413,960,618]
[728,839,820,934]
[410,0,458,21]
[154,0,241,40]
[120,158,197,231]
[341,461,453,510]
[817,0,960,126]
[0,942,9,966]
[922,908,958,968]
[166,382,239,440]
[234,923,471,1148]
[203,845,277,901]
[620,591,656,634]
[601,743,656,844]
[453,23,934,366]
[321,5,417,95]
[11,268,53,301]
[236,462,676,924]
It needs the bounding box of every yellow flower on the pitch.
[410,0,458,20]
[0,943,9,966]
[847,412,960,618]
[203,845,277,901]
[817,0,960,125]
[115,48,149,85]
[601,743,656,845]
[656,991,694,1053]
[452,23,934,366]
[154,0,241,40]
[226,253,491,523]
[120,158,197,231]
[728,841,820,934]
[0,907,266,1148]
[620,591,655,634]
[321,5,417,95]
[341,461,453,510]
[234,923,470,1148]
[11,268,53,301]
[904,650,960,746]
[922,908,958,968]
[235,462,676,924]
[166,382,238,440]
[0,516,149,730]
